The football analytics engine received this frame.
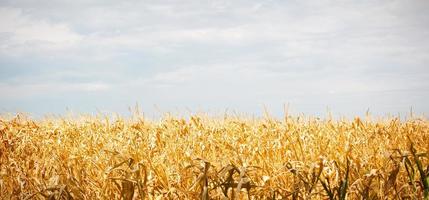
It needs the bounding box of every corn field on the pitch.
[1,113,428,199]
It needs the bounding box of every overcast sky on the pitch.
[0,0,428,118]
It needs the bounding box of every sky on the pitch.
[0,0,428,118]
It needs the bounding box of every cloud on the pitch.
[0,7,82,56]
[0,1,428,116]
[0,82,110,99]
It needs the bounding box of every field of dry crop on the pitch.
[1,113,428,199]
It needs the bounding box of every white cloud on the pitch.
[0,82,110,98]
[78,82,110,92]
[0,7,82,55]
[0,1,428,116]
